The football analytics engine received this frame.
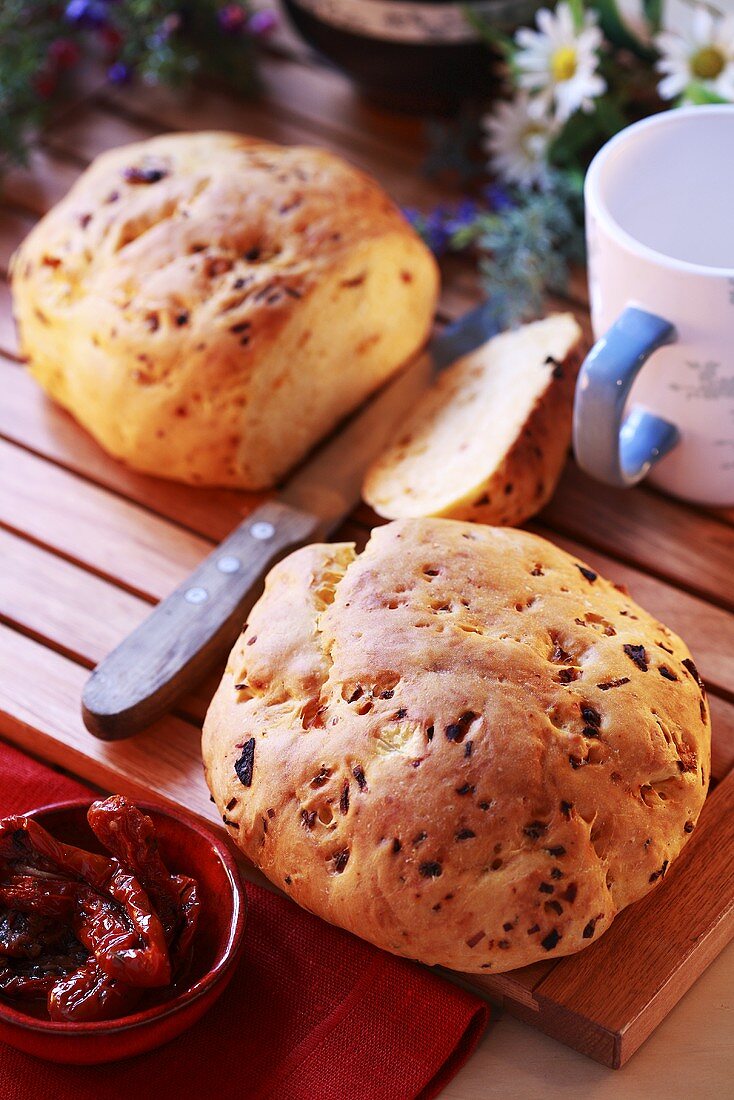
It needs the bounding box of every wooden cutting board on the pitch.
[0,46,733,1071]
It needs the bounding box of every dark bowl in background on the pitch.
[282,0,540,112]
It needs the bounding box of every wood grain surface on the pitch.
[0,20,732,1083]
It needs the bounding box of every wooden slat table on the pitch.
[0,23,732,1095]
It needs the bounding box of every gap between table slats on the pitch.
[0,437,213,603]
[542,466,734,612]
[0,621,210,813]
[0,526,218,727]
[0,358,262,543]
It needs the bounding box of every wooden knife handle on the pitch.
[82,500,322,741]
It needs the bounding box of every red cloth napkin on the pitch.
[0,741,489,1099]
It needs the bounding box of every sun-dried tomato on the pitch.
[48,958,141,1023]
[88,797,199,970]
[0,796,199,1022]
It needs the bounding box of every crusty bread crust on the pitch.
[363,314,583,525]
[12,132,439,489]
[203,519,710,973]
[465,334,583,525]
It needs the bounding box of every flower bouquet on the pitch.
[0,1,277,179]
[407,1,734,324]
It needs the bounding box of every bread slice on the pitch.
[362,313,583,526]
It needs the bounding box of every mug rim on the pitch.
[584,104,734,279]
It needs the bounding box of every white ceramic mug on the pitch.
[573,105,734,507]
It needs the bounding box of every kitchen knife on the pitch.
[82,302,499,740]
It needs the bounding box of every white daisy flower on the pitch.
[655,5,734,102]
[514,2,607,123]
[482,94,558,187]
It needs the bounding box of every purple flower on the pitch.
[248,9,278,36]
[218,4,247,33]
[107,61,132,85]
[161,13,182,37]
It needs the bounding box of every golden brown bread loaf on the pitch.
[363,314,583,526]
[202,519,710,973]
[11,132,439,489]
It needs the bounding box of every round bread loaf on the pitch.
[11,132,438,489]
[203,519,710,973]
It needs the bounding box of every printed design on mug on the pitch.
[288,0,527,43]
[669,362,734,475]
[668,360,734,403]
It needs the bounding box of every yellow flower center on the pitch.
[551,45,578,82]
[691,45,725,80]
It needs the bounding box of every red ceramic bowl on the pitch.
[0,799,246,1064]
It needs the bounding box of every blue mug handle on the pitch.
[573,306,681,488]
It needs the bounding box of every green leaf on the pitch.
[645,0,663,35]
[549,111,603,166]
[567,0,587,32]
[548,92,633,175]
[592,94,629,136]
[462,5,515,55]
[684,83,732,106]
[592,0,658,58]
[447,174,587,328]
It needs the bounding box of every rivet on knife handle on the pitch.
[82,501,321,741]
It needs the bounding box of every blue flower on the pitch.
[64,1,109,28]
[443,199,479,236]
[483,183,515,212]
[423,208,452,256]
[107,61,132,85]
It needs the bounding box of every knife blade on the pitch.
[82,302,498,740]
